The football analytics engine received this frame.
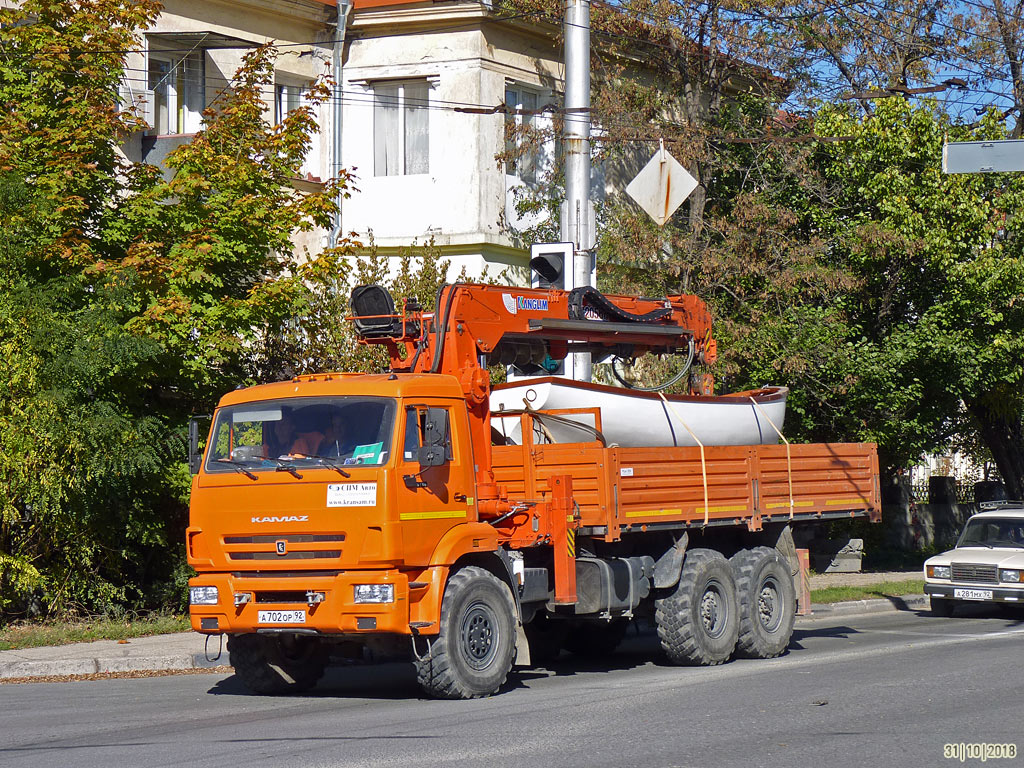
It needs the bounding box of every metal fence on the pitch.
[911,481,975,505]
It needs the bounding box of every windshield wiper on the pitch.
[288,454,352,478]
[274,459,303,479]
[215,459,258,481]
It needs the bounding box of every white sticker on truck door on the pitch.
[326,482,377,507]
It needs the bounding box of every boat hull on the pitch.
[490,378,788,447]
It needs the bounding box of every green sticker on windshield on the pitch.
[351,442,384,464]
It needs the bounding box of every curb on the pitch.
[805,593,929,618]
[0,652,231,681]
[0,655,228,679]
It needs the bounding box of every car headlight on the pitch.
[927,565,951,579]
[353,584,394,603]
[189,586,220,605]
[999,569,1022,583]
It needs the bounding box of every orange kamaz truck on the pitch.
[186,282,880,698]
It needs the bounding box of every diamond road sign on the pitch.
[625,147,698,227]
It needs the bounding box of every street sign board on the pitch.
[625,146,698,227]
[943,139,1024,174]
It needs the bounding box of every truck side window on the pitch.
[403,406,453,461]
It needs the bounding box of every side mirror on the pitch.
[417,407,449,468]
[188,416,210,475]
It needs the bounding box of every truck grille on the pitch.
[224,533,344,562]
[951,563,998,584]
[224,534,345,544]
[229,550,341,561]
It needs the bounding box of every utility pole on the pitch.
[562,0,593,381]
[329,0,352,249]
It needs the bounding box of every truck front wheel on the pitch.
[730,547,796,659]
[656,548,739,666]
[415,566,517,699]
[227,633,328,694]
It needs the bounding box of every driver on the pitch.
[319,409,355,458]
[265,410,322,458]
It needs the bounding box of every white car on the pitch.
[923,501,1024,616]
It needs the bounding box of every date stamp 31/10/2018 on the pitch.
[944,743,1018,762]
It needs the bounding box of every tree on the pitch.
[811,100,1024,494]
[0,0,358,615]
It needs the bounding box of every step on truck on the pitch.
[186,282,881,698]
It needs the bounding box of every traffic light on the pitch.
[529,242,574,290]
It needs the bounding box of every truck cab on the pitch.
[187,373,485,647]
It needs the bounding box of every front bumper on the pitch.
[188,569,428,636]
[924,582,1024,603]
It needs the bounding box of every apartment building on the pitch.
[118,0,569,278]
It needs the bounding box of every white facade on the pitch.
[117,0,574,281]
[339,2,565,279]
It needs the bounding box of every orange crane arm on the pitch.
[350,282,717,513]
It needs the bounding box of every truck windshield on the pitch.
[957,517,1024,549]
[205,396,397,473]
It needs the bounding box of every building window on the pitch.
[147,50,204,135]
[275,81,304,123]
[373,81,429,176]
[505,86,554,186]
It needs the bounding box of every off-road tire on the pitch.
[730,547,796,659]
[227,633,328,694]
[415,566,517,699]
[656,548,739,666]
[930,596,955,617]
[524,612,569,665]
[564,619,629,658]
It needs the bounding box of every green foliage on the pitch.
[0,0,399,617]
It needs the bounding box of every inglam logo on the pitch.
[502,294,549,314]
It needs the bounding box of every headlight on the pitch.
[999,569,1022,583]
[927,565,951,579]
[353,584,394,603]
[189,586,220,605]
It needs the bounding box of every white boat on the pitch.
[490,377,788,447]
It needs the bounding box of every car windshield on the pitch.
[205,396,396,473]
[956,516,1024,549]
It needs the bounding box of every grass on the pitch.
[810,579,925,604]
[0,614,190,651]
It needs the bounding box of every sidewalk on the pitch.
[0,631,230,682]
[0,570,925,682]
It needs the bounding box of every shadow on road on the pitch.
[207,660,424,700]
[912,601,1024,622]
[789,624,860,650]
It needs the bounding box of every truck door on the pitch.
[396,402,475,563]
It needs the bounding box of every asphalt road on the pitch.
[2,606,1023,768]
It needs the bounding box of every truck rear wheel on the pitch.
[227,633,328,694]
[730,547,796,659]
[656,548,739,666]
[415,566,517,699]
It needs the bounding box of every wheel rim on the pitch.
[460,600,499,670]
[756,575,783,633]
[699,580,729,638]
